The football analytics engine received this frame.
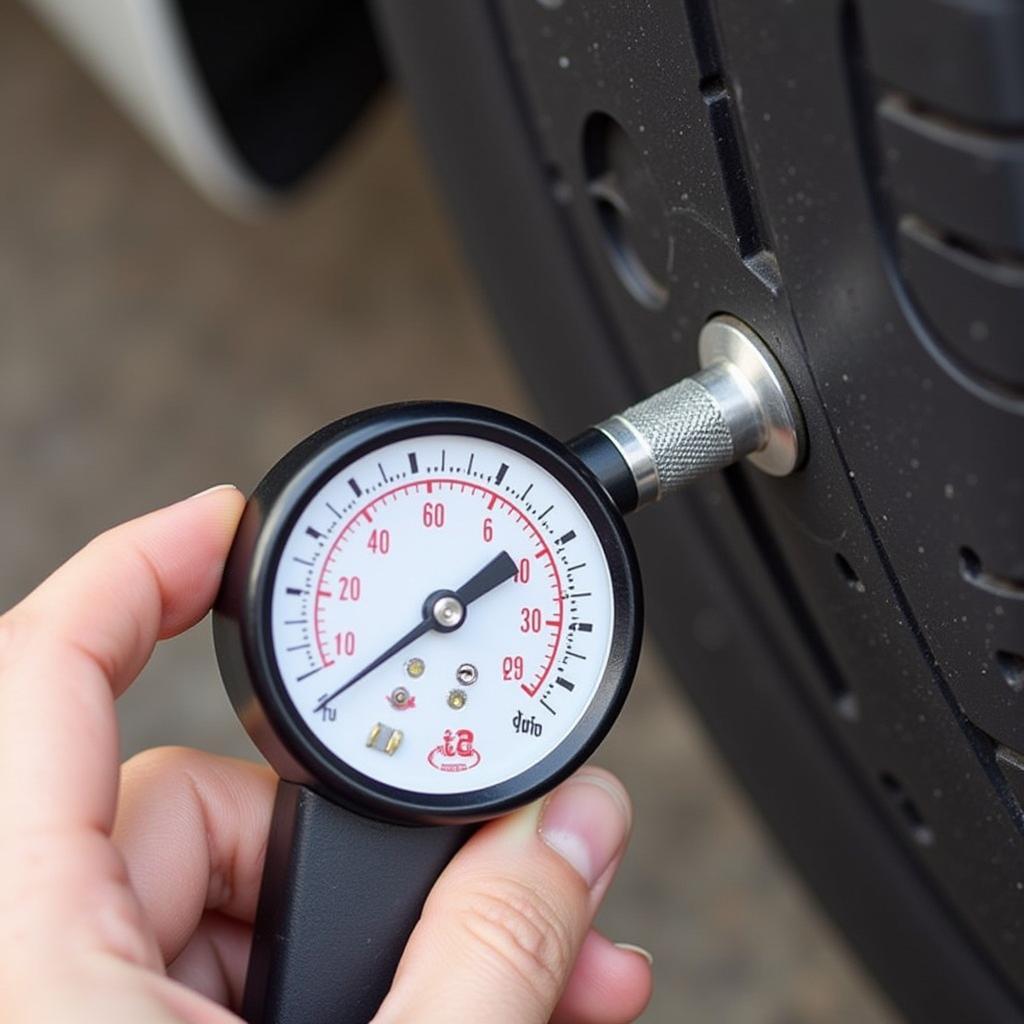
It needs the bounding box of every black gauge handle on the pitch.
[242,782,473,1024]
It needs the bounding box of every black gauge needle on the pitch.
[312,550,519,713]
[454,549,518,606]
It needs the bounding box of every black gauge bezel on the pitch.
[213,402,642,825]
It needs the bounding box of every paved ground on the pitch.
[0,7,895,1022]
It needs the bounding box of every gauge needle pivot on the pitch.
[312,550,518,713]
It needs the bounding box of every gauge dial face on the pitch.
[269,433,615,795]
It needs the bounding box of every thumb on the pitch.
[374,768,646,1024]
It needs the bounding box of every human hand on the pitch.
[0,487,652,1023]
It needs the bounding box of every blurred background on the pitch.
[1,5,894,1020]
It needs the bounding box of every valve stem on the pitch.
[571,315,806,512]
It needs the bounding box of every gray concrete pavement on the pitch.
[0,6,894,1021]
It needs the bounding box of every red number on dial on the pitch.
[367,529,390,554]
[422,502,446,528]
[520,607,543,633]
[502,655,525,681]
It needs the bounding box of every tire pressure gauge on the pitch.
[218,404,639,820]
[214,316,806,1024]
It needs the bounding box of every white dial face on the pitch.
[269,433,616,795]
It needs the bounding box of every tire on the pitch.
[374,3,1024,1021]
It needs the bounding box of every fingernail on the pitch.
[539,770,630,887]
[186,483,238,502]
[615,942,654,966]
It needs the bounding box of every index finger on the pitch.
[0,485,244,834]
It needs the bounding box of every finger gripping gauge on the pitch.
[213,315,805,1024]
